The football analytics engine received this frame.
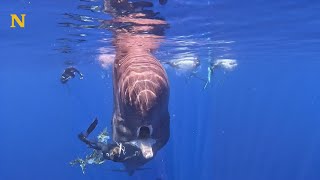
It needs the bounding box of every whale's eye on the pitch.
[138,126,150,139]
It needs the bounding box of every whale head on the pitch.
[112,53,170,171]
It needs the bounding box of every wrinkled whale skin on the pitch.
[112,50,170,153]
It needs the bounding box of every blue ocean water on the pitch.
[1,0,320,180]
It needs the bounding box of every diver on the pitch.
[163,57,200,72]
[60,67,84,84]
[203,62,218,89]
[204,59,238,89]
[72,118,158,175]
[163,57,207,83]
[77,118,143,163]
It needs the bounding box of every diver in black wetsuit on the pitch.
[60,67,84,84]
[78,118,143,163]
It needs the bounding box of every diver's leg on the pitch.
[74,69,84,79]
[78,118,101,149]
[78,133,100,149]
[203,67,213,89]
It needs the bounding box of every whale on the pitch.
[112,50,170,173]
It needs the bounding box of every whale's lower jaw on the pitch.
[137,125,153,139]
[129,138,156,159]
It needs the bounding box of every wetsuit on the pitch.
[61,67,83,84]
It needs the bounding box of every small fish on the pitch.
[60,66,84,84]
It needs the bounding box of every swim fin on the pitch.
[78,118,99,148]
[86,118,98,135]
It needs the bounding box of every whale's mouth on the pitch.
[137,125,153,139]
[137,126,152,139]
[130,126,155,159]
